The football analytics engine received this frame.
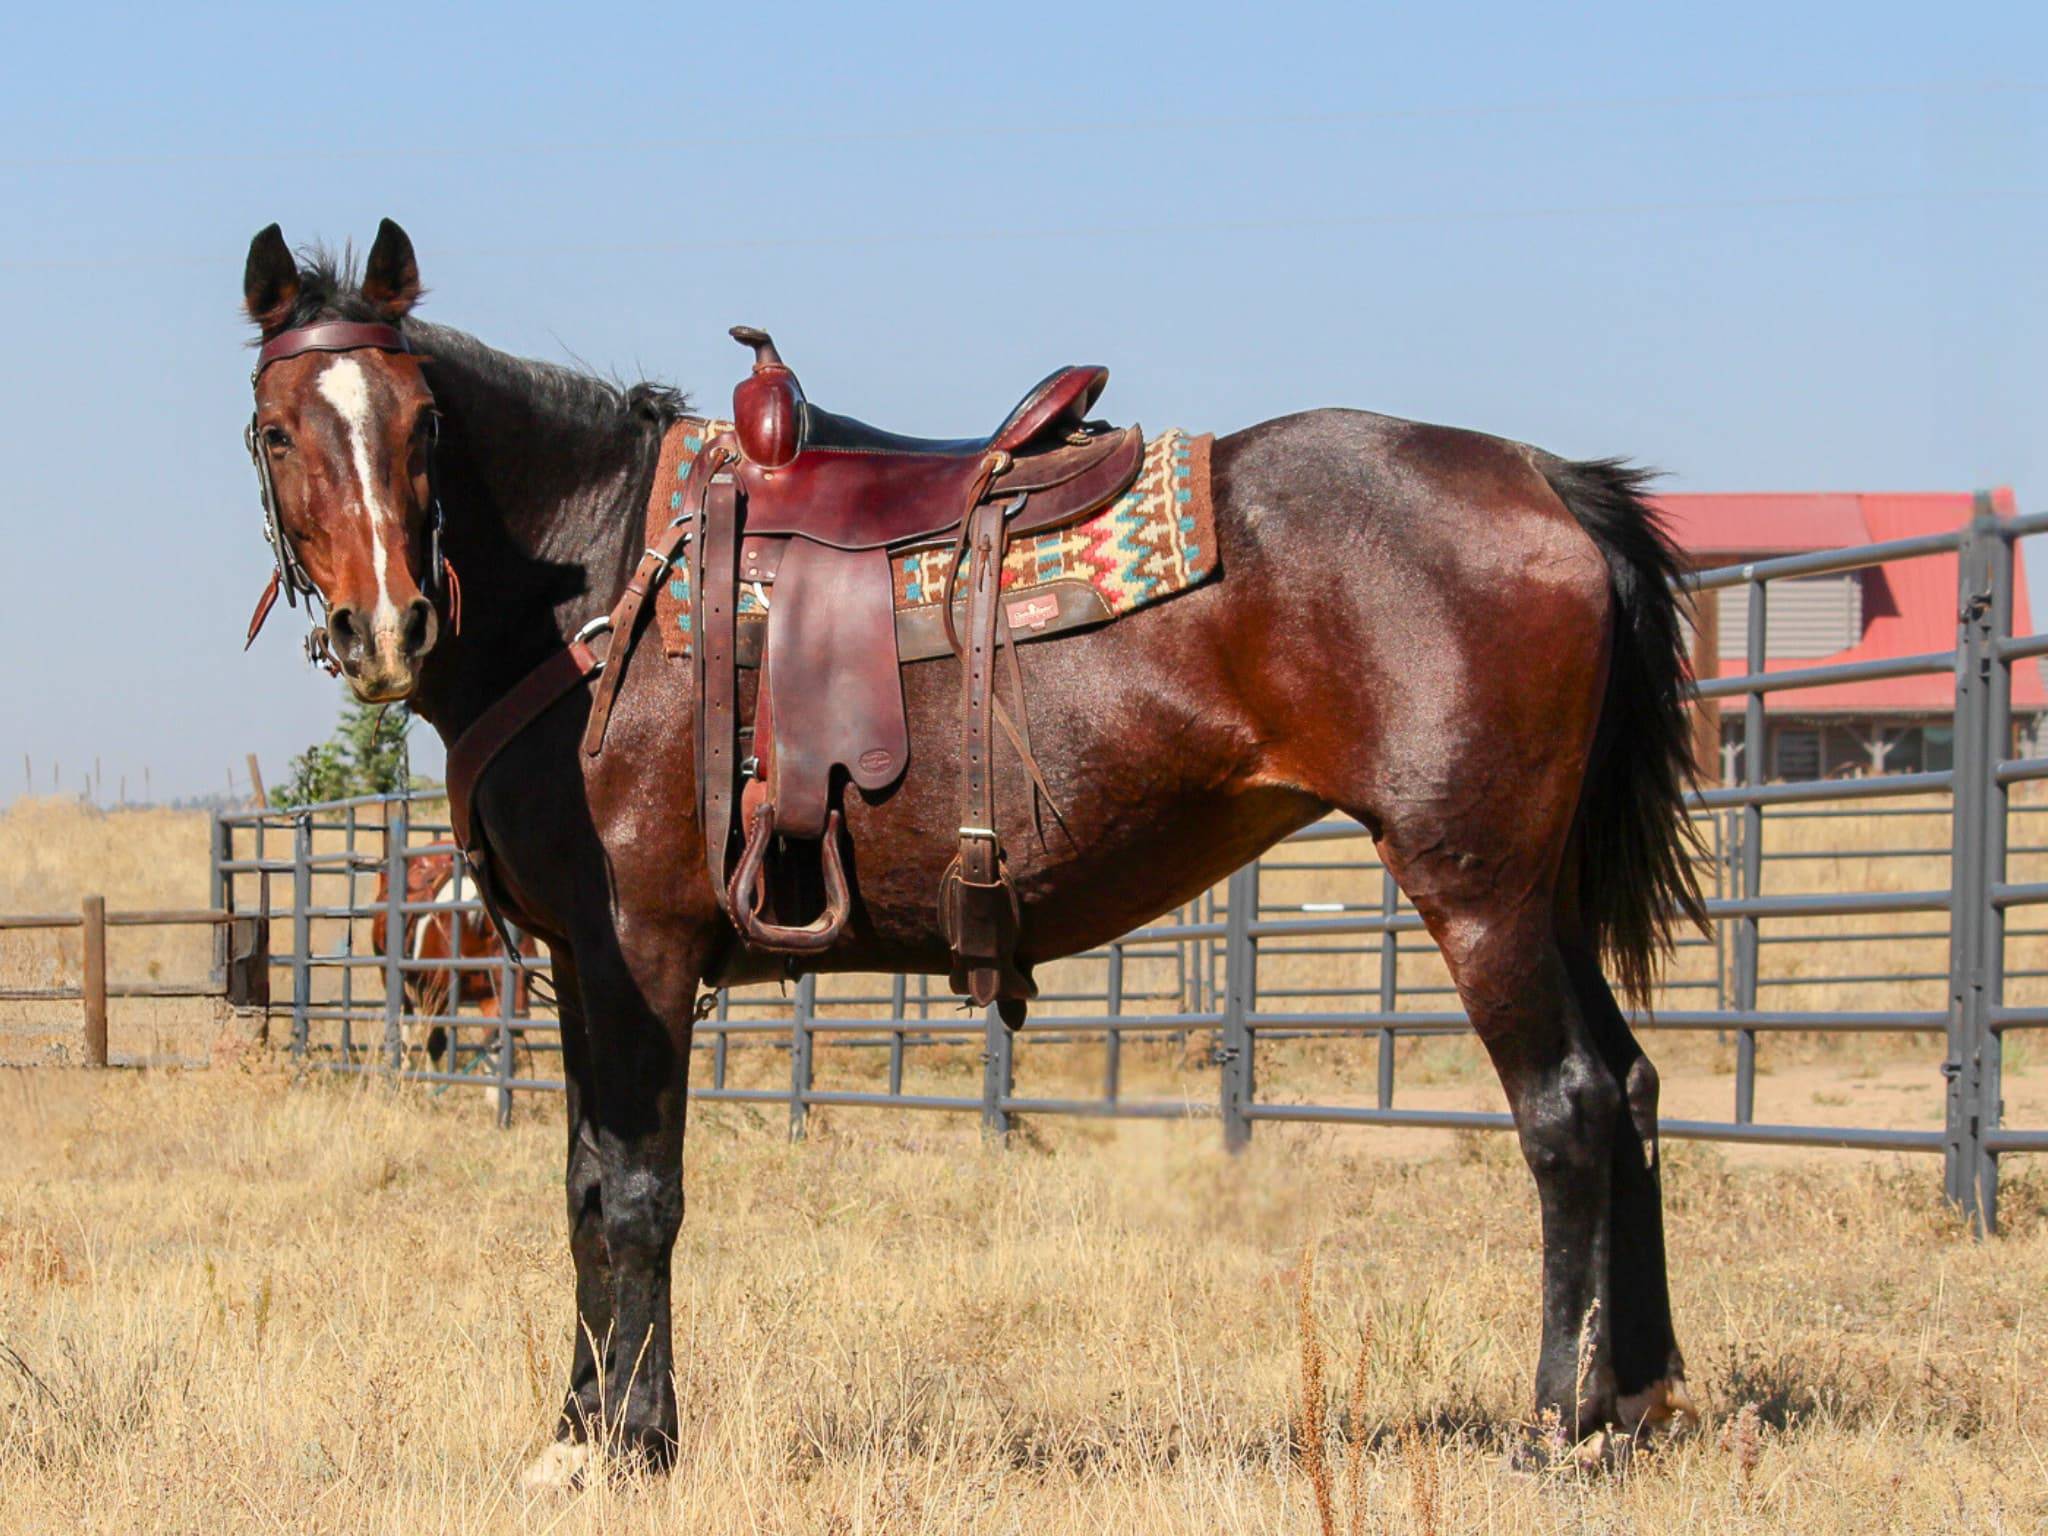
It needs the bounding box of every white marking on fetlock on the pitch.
[1618,1375,1698,1434]
[1573,1428,1615,1469]
[519,1441,592,1490]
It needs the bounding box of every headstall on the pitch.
[243,319,456,667]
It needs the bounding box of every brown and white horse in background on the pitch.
[369,851,540,1067]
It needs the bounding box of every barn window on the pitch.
[1773,728,1822,781]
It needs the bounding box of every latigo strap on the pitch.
[939,496,1023,1005]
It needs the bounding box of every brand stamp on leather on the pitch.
[1007,593,1060,631]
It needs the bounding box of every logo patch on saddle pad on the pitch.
[1007,593,1060,631]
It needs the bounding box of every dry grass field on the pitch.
[3,1068,2045,1534]
[3,795,2047,1530]
[0,800,222,1068]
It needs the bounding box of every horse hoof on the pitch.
[1619,1376,1699,1435]
[1574,1428,1632,1471]
[519,1441,592,1491]
[1508,1419,1634,1475]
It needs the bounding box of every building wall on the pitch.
[1715,573,1863,661]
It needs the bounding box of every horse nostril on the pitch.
[401,597,438,660]
[329,606,361,650]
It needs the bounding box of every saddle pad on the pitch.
[654,426,1218,662]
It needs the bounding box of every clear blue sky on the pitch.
[2,2,2042,803]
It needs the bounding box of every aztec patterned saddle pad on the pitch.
[654,425,1218,664]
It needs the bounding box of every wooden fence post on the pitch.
[1690,586,1722,785]
[81,895,108,1067]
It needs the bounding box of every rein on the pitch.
[442,425,708,853]
[242,319,456,667]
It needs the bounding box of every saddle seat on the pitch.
[689,328,1146,1011]
[729,326,1120,551]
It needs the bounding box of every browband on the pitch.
[256,320,408,377]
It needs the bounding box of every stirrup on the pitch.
[727,804,851,954]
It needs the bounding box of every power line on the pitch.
[0,80,2039,173]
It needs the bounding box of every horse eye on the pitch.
[262,424,293,452]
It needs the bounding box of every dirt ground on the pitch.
[3,1066,2044,1535]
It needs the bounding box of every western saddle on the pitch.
[666,328,1145,1009]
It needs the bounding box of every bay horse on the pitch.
[368,852,541,1068]
[237,219,1705,1481]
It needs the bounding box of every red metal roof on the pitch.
[1652,488,2047,714]
[1655,493,1870,555]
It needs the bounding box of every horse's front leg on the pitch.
[519,930,698,1485]
[555,950,613,1429]
[518,946,620,1490]
[580,935,699,1468]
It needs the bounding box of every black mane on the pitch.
[405,320,690,439]
[268,243,689,429]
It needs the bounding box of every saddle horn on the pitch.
[729,325,783,368]
[729,326,802,468]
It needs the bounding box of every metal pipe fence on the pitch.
[209,494,2048,1231]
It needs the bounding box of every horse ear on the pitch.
[361,218,422,319]
[243,224,300,336]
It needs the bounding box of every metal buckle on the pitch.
[573,614,614,671]
[958,825,999,840]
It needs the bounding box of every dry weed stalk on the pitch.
[516,1304,547,1411]
[1343,1317,1376,1536]
[1399,1421,1441,1536]
[1295,1239,1335,1536]
[1721,1401,1762,1509]
[1572,1294,1601,1444]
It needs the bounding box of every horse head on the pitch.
[242,218,447,702]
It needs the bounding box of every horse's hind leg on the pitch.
[1559,944,1693,1430]
[1368,820,1624,1437]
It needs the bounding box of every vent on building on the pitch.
[1717,573,1864,662]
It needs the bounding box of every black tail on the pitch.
[1542,457,1709,1007]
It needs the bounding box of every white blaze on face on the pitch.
[315,356,402,635]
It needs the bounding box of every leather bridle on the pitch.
[243,319,456,666]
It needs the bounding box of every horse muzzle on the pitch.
[330,597,437,700]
